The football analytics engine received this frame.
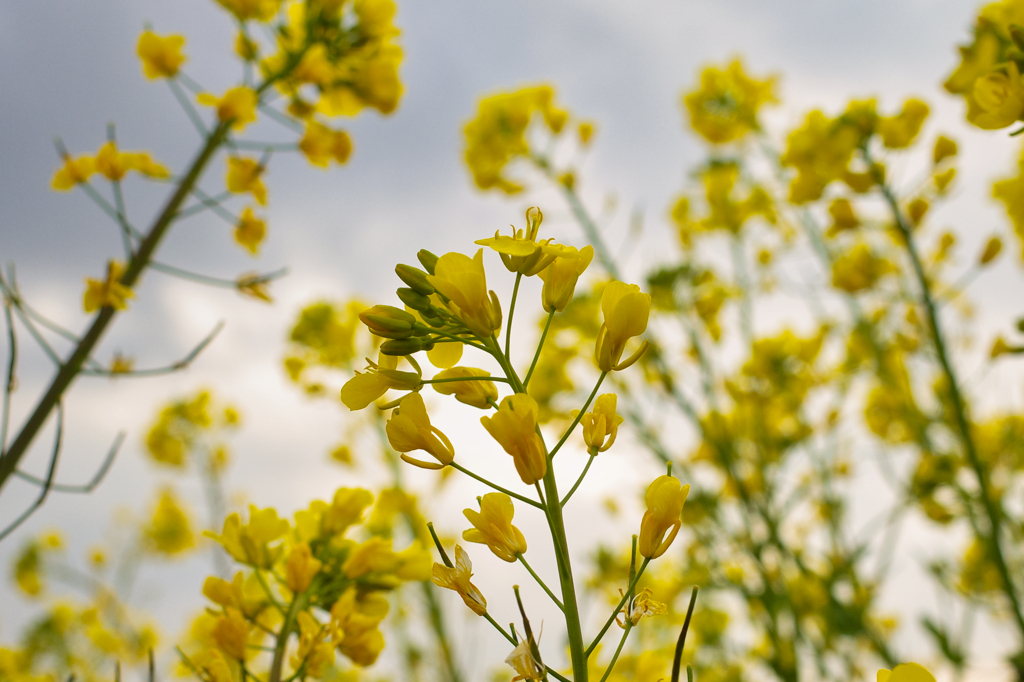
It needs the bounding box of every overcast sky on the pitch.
[1,0,1022,679]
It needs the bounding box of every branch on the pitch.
[81,321,224,378]
[13,431,123,494]
[0,402,64,542]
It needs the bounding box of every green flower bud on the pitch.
[381,337,434,356]
[360,305,416,339]
[396,264,434,295]
[417,249,439,275]
[397,287,433,312]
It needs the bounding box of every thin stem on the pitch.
[1,303,16,457]
[670,587,699,682]
[268,593,304,682]
[168,77,208,136]
[12,431,122,494]
[506,272,523,359]
[873,157,1024,638]
[174,190,232,221]
[0,120,232,497]
[585,558,650,657]
[548,372,607,460]
[560,454,595,507]
[518,554,564,611]
[448,462,543,510]
[0,402,63,542]
[598,623,632,682]
[523,309,555,389]
[111,180,136,257]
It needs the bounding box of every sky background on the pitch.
[1,0,1023,680]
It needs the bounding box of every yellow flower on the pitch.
[480,393,547,485]
[386,392,455,469]
[285,542,323,593]
[84,261,133,313]
[876,663,936,682]
[967,62,1024,130]
[342,352,422,410]
[505,637,545,681]
[426,249,503,338]
[464,85,568,193]
[205,505,289,568]
[462,493,527,562]
[137,31,186,79]
[212,608,249,660]
[94,141,170,181]
[538,245,593,312]
[291,611,335,677]
[321,487,375,537]
[577,393,623,453]
[198,87,258,130]
[683,60,777,144]
[226,157,267,205]
[827,198,859,236]
[877,98,929,148]
[144,489,195,556]
[331,588,389,666]
[430,366,498,409]
[475,207,573,276]
[933,135,958,164]
[594,281,651,372]
[432,545,487,616]
[300,120,353,167]
[831,243,893,293]
[638,475,689,559]
[234,207,266,255]
[616,587,667,628]
[214,0,282,21]
[51,153,96,190]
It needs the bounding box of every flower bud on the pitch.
[396,264,434,295]
[979,236,1002,266]
[360,305,416,339]
[381,337,432,356]
[417,249,439,275]
[397,287,433,312]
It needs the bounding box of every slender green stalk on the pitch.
[585,558,650,657]
[0,120,232,496]
[448,462,543,510]
[598,623,632,682]
[548,372,607,459]
[560,454,595,507]
[268,593,305,682]
[873,160,1024,639]
[423,375,508,385]
[524,309,556,388]
[518,554,564,611]
[506,272,523,359]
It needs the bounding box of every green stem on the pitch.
[268,593,305,682]
[560,454,596,507]
[518,553,564,611]
[524,309,556,389]
[506,272,523,359]
[448,462,543,510]
[423,376,508,385]
[873,160,1024,640]
[548,372,607,460]
[598,623,632,682]
[0,120,231,496]
[585,558,650,657]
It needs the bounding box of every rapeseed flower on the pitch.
[386,392,455,469]
[538,245,593,312]
[205,505,289,568]
[967,62,1024,129]
[198,87,258,130]
[427,250,502,338]
[638,475,689,559]
[342,352,422,410]
[577,393,623,453]
[430,366,498,409]
[594,281,650,372]
[225,157,267,205]
[144,489,195,556]
[877,663,936,682]
[481,393,547,485]
[94,141,170,181]
[684,60,777,144]
[432,545,487,616]
[51,153,95,190]
[83,261,133,313]
[137,31,186,79]
[462,493,527,562]
[234,207,266,255]
[299,120,353,167]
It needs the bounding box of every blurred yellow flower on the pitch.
[876,663,936,682]
[205,505,289,568]
[967,62,1024,130]
[198,87,258,130]
[226,157,267,205]
[94,141,170,181]
[83,260,133,313]
[144,489,195,556]
[299,120,353,167]
[683,60,776,144]
[214,0,282,22]
[877,98,929,148]
[831,243,893,293]
[234,207,266,255]
[136,31,186,79]
[51,153,95,190]
[481,393,547,485]
[285,542,323,593]
[462,493,527,562]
